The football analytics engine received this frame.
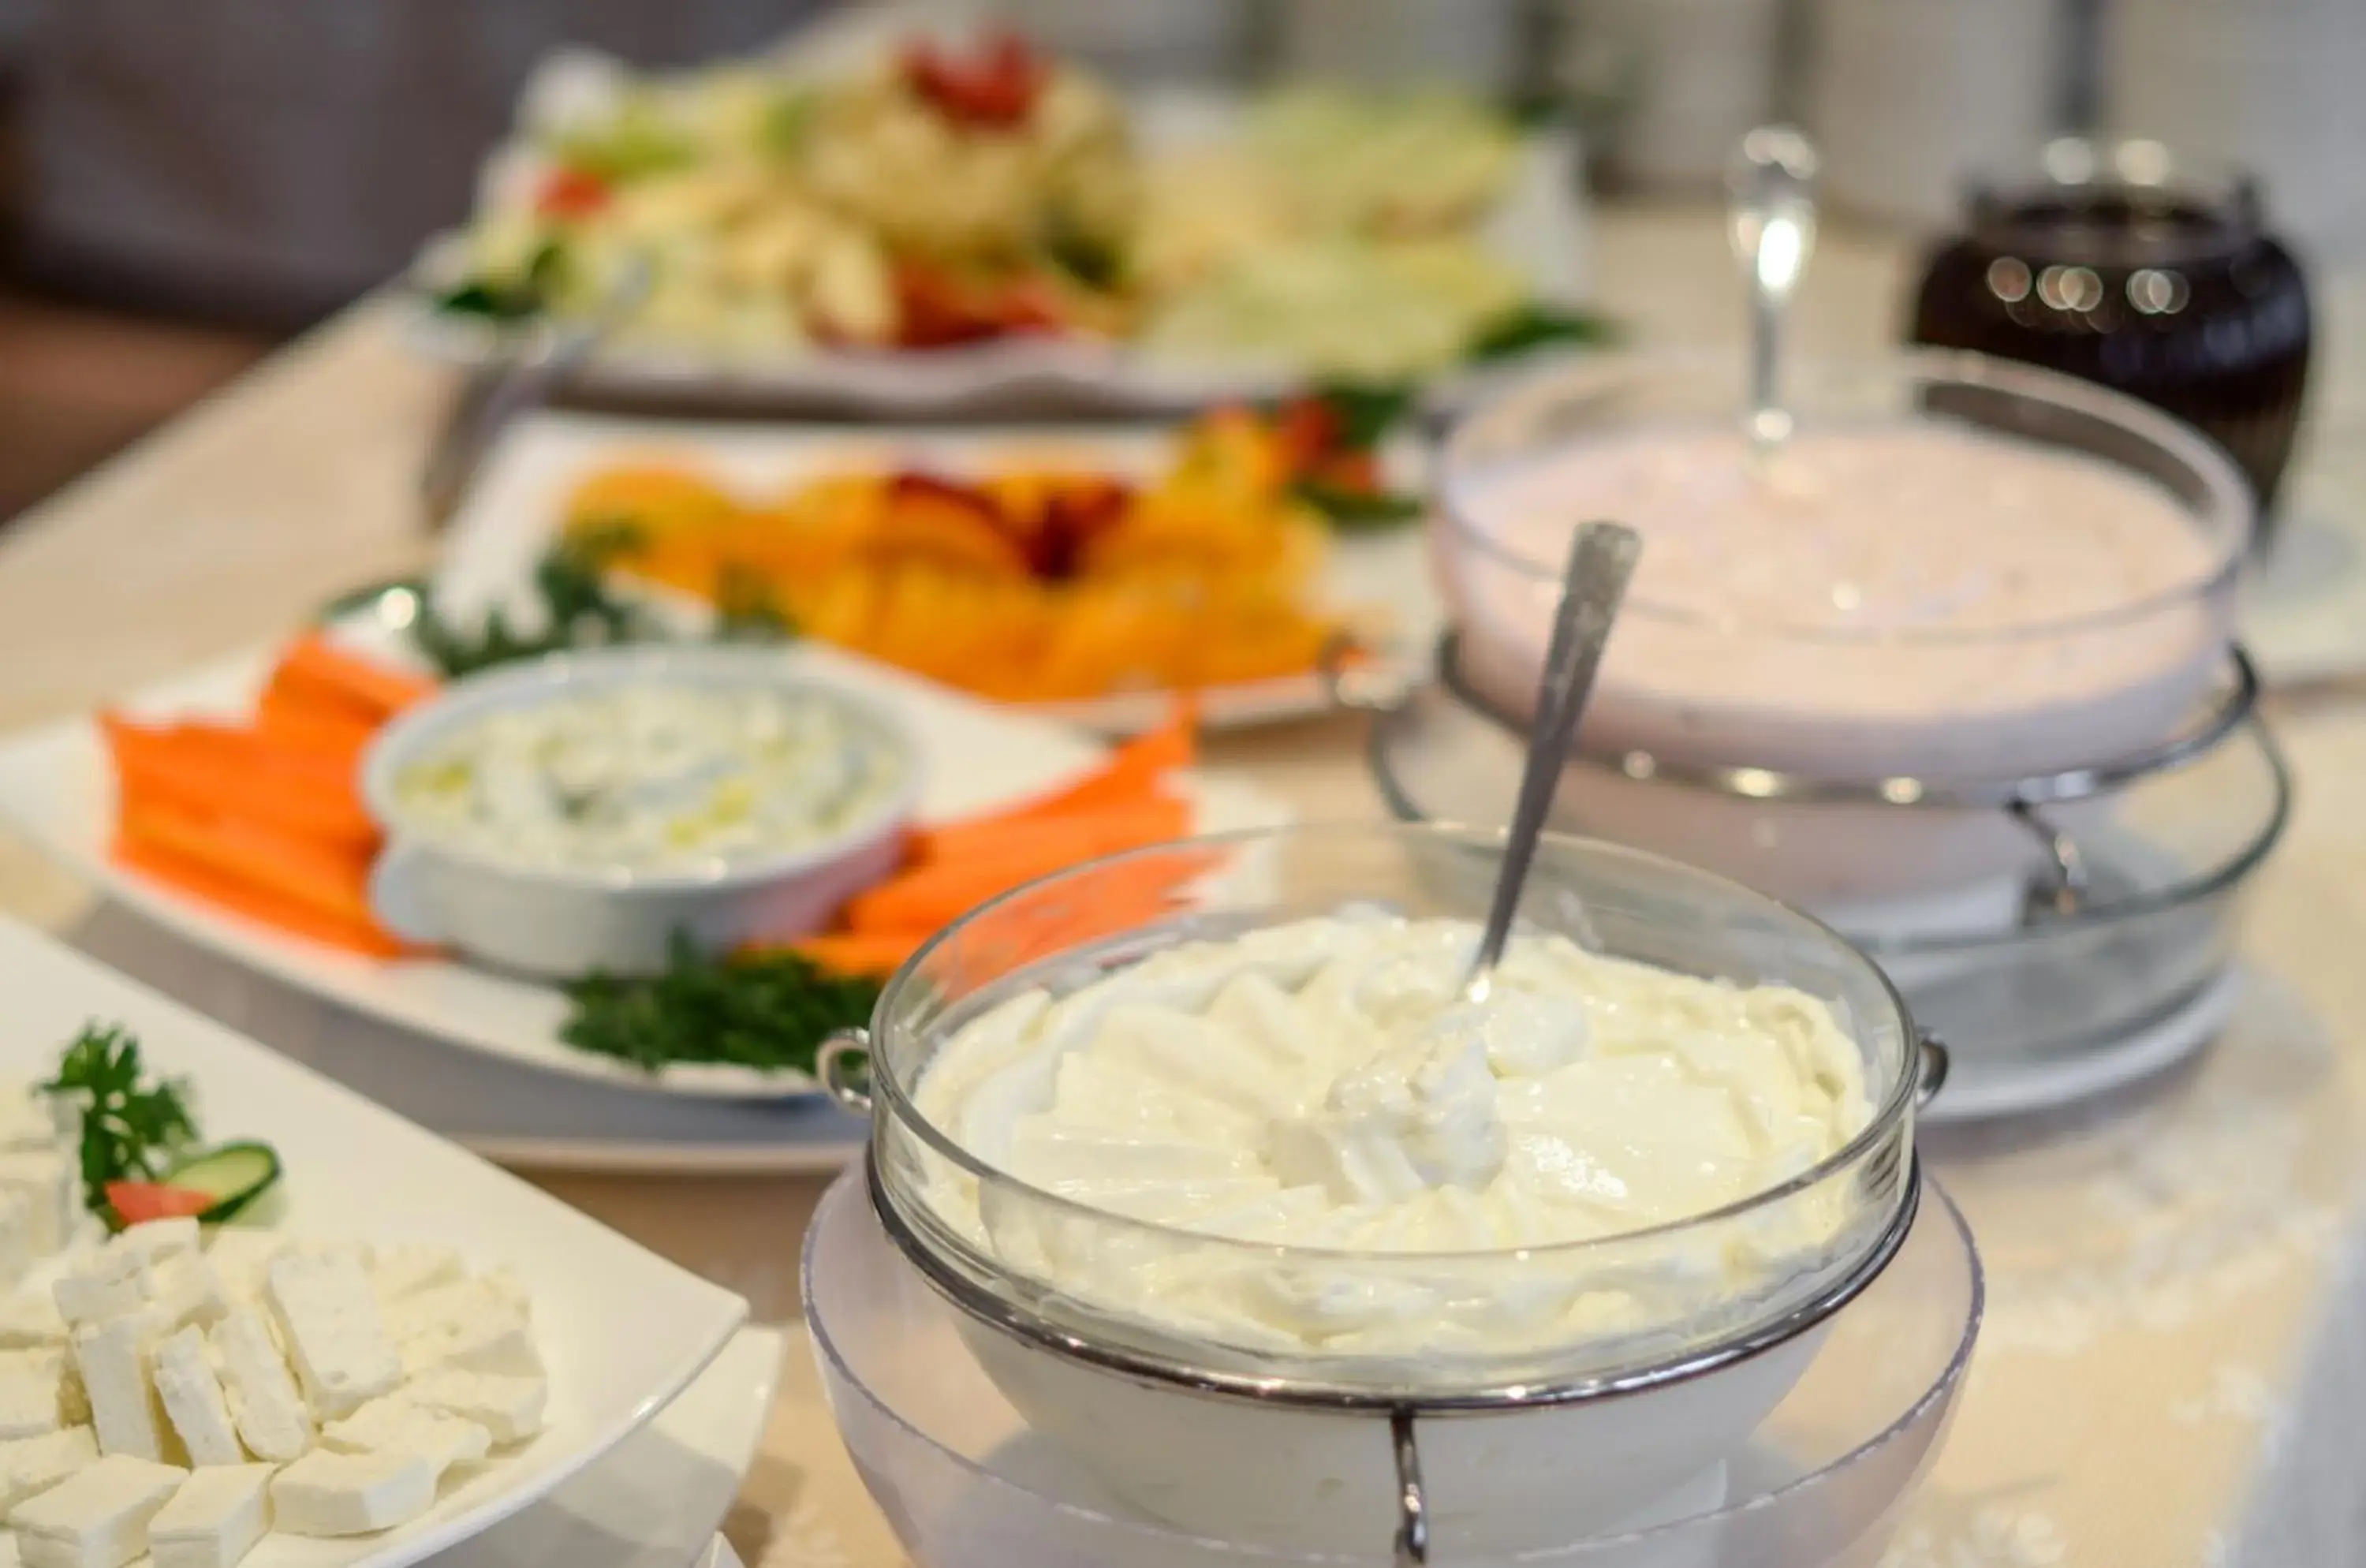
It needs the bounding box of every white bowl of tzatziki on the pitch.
[361,645,916,978]
[837,824,1935,1559]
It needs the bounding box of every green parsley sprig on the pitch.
[41,1024,199,1212]
[560,935,881,1077]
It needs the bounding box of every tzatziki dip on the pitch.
[389,681,903,875]
[914,906,1873,1355]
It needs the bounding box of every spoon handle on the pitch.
[1726,126,1820,450]
[1471,521,1644,981]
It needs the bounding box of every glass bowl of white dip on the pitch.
[1432,349,2251,915]
[819,823,1939,1559]
[360,644,916,978]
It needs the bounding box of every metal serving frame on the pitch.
[1329,632,2265,922]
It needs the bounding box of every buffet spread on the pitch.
[3,7,2361,1568]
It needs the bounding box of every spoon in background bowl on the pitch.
[1727,125,1821,453]
[1461,519,1642,1006]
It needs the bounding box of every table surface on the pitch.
[9,204,2366,1568]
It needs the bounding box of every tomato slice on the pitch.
[899,32,1045,129]
[105,1180,216,1226]
[536,167,610,220]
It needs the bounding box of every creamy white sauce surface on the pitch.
[1460,421,2216,637]
[1445,419,2233,776]
[914,909,1875,1353]
[391,681,901,873]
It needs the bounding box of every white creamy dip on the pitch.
[913,908,1874,1355]
[1444,420,2235,778]
[390,681,901,874]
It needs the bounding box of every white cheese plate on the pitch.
[437,1326,779,1568]
[431,413,1439,735]
[0,916,749,1568]
[0,627,1294,1103]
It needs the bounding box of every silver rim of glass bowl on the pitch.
[1330,634,2270,921]
[820,1043,1950,1567]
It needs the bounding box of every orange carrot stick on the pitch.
[271,633,436,722]
[113,838,412,959]
[908,793,1189,867]
[931,696,1198,838]
[845,809,1197,935]
[256,680,383,763]
[786,930,930,978]
[103,714,368,806]
[104,719,378,849]
[119,797,379,930]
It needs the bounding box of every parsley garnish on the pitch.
[1465,302,1620,364]
[405,528,791,680]
[560,935,880,1075]
[41,1025,198,1212]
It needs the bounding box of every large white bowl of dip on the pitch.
[361,644,916,978]
[829,823,1932,1559]
[1432,349,2252,913]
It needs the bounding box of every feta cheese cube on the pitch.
[52,1253,147,1331]
[406,1369,545,1445]
[0,1154,78,1258]
[0,1426,97,1514]
[0,1190,35,1292]
[205,1311,309,1465]
[69,1323,166,1463]
[324,1403,486,1474]
[0,1293,68,1350]
[144,1257,228,1336]
[269,1448,434,1536]
[195,1235,278,1307]
[150,1329,242,1469]
[370,1245,462,1305]
[149,1463,272,1568]
[109,1220,200,1270]
[11,1452,187,1568]
[263,1253,399,1420]
[316,1391,410,1454]
[0,1085,70,1155]
[388,1279,541,1379]
[0,1348,80,1440]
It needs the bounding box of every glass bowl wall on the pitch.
[806,1168,1986,1567]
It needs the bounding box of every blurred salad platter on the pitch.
[405,18,1598,410]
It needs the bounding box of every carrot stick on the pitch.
[786,930,930,978]
[271,633,436,722]
[113,838,412,959]
[845,808,1196,935]
[104,719,378,849]
[909,793,1189,866]
[256,679,383,763]
[103,713,368,805]
[119,797,379,930]
[930,696,1198,838]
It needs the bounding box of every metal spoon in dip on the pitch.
[1462,520,1643,1006]
[1726,125,1821,452]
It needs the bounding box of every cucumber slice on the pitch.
[162,1142,282,1223]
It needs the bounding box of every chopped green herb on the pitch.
[1291,479,1425,530]
[560,935,881,1076]
[1303,380,1421,450]
[1465,302,1619,364]
[42,1024,199,1213]
[405,525,790,680]
[433,241,565,324]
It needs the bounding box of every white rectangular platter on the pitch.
[0,916,750,1567]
